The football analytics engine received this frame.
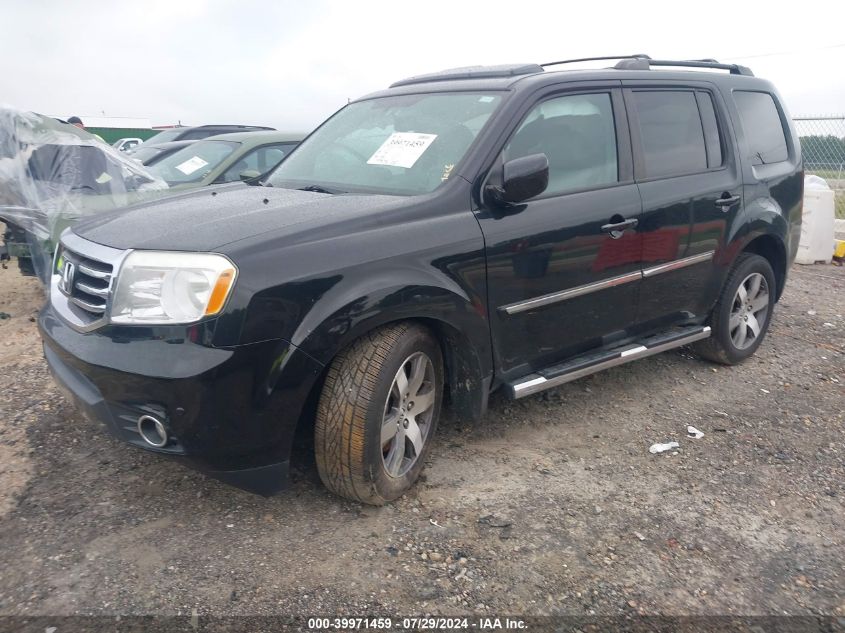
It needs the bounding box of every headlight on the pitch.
[111,251,237,325]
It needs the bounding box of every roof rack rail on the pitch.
[613,57,753,76]
[541,54,652,68]
[542,54,753,76]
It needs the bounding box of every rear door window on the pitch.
[629,90,707,178]
[504,92,618,196]
[733,91,788,164]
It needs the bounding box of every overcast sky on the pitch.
[2,0,843,131]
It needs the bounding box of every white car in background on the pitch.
[113,137,143,152]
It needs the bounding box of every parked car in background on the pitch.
[38,55,802,504]
[147,131,304,188]
[129,140,197,166]
[140,124,275,146]
[113,137,143,152]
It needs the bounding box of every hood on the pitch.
[72,184,404,252]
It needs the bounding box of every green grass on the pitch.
[836,191,845,219]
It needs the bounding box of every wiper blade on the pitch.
[298,184,343,194]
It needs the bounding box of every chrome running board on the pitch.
[506,325,711,399]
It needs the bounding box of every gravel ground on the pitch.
[0,258,843,620]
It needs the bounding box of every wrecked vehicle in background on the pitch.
[0,107,168,282]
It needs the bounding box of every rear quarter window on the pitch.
[733,91,789,165]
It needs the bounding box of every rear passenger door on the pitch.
[623,83,743,331]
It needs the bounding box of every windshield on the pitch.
[267,92,503,195]
[143,129,183,145]
[148,140,239,185]
[130,145,164,163]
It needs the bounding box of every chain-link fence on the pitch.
[793,115,845,218]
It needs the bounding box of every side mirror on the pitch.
[486,153,549,206]
[239,169,261,181]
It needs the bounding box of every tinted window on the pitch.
[129,145,164,163]
[631,91,707,178]
[219,143,297,182]
[733,91,788,164]
[504,93,618,196]
[696,92,723,168]
[181,129,216,140]
[144,129,182,144]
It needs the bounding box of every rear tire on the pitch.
[694,253,776,365]
[314,322,443,505]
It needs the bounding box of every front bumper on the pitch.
[38,305,324,495]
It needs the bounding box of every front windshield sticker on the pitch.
[366,132,437,169]
[175,155,209,175]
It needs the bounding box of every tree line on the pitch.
[800,135,845,166]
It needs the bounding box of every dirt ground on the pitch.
[0,257,842,619]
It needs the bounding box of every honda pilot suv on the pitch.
[39,55,802,504]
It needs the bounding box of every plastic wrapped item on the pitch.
[0,106,169,284]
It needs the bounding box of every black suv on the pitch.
[39,56,802,504]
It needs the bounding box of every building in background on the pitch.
[49,115,179,145]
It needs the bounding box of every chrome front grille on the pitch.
[51,232,127,332]
[58,248,113,316]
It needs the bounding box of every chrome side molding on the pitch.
[500,251,715,316]
[642,251,715,278]
[500,271,641,315]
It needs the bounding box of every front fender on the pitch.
[290,273,492,420]
[289,263,482,354]
[219,186,491,418]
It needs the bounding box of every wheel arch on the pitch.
[299,306,492,425]
[740,233,788,300]
[411,315,492,421]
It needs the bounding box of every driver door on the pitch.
[475,87,644,380]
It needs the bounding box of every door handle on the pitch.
[715,194,741,209]
[601,218,638,236]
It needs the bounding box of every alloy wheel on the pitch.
[381,351,436,477]
[729,272,770,350]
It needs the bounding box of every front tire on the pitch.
[694,253,776,365]
[314,323,443,505]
